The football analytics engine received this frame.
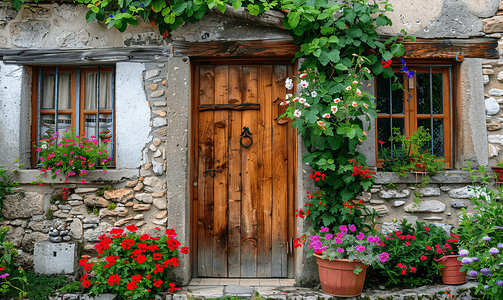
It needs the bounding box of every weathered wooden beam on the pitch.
[400,37,499,59]
[172,39,298,58]
[209,4,286,30]
[199,103,260,111]
[0,47,172,65]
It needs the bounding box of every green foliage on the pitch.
[454,162,503,299]
[379,126,445,176]
[372,220,457,287]
[96,185,113,196]
[24,271,67,300]
[35,128,109,183]
[87,207,99,215]
[0,226,28,299]
[83,225,189,299]
[45,210,55,220]
[107,202,117,210]
[60,280,82,293]
[0,160,22,221]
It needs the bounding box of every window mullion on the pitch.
[96,67,100,139]
[55,67,59,134]
[76,67,81,135]
[37,67,42,165]
[389,77,393,156]
[111,67,116,165]
[429,67,433,154]
[449,67,453,168]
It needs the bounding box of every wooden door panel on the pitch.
[227,65,243,277]
[193,62,295,278]
[197,65,215,277]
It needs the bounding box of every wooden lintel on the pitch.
[0,47,171,65]
[172,39,298,58]
[400,38,499,60]
[199,103,260,111]
[209,4,286,30]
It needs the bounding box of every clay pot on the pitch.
[491,166,503,184]
[314,254,368,297]
[435,255,466,284]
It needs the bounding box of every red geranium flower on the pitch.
[426,245,432,250]
[166,229,177,237]
[180,247,189,254]
[410,267,417,273]
[139,234,150,241]
[169,282,177,293]
[424,227,430,231]
[134,254,147,264]
[127,281,137,290]
[131,274,142,282]
[153,253,163,260]
[126,224,138,232]
[121,238,135,250]
[153,278,163,287]
[436,248,443,254]
[420,255,427,261]
[107,274,121,286]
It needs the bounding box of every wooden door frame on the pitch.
[189,58,298,278]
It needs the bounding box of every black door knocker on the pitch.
[240,127,253,148]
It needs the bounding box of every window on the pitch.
[31,66,115,168]
[375,65,453,168]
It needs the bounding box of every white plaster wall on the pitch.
[0,62,31,167]
[115,62,150,169]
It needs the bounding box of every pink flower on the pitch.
[348,224,356,232]
[356,232,365,240]
[355,245,365,252]
[379,252,389,263]
[102,170,107,173]
[339,225,348,233]
[336,247,344,253]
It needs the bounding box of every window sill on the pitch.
[374,170,474,185]
[12,169,139,185]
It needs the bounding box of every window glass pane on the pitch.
[84,72,113,110]
[58,74,72,110]
[377,118,405,154]
[40,114,55,140]
[376,75,404,115]
[42,74,55,109]
[417,72,444,115]
[417,119,444,157]
[57,114,72,132]
[84,73,96,110]
[41,73,72,110]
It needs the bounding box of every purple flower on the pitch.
[140,3,144,8]
[484,285,490,290]
[367,236,375,243]
[481,268,491,275]
[336,247,344,253]
[482,237,492,242]
[356,232,365,240]
[472,257,479,262]
[379,252,389,263]
[498,280,503,286]
[461,257,473,264]
[339,225,348,233]
[320,226,329,233]
[400,59,416,79]
[336,232,344,238]
[0,273,8,278]
[498,243,503,249]
[325,234,333,240]
[348,224,356,232]
[490,247,499,255]
[497,226,503,229]
[373,236,381,244]
[459,249,469,256]
[355,245,365,252]
[469,270,478,277]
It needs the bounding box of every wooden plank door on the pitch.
[192,61,296,278]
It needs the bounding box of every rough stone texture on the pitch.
[70,205,88,215]
[151,90,164,98]
[486,97,500,115]
[70,219,83,239]
[153,198,167,210]
[418,187,441,197]
[356,192,371,202]
[489,143,499,157]
[114,216,134,227]
[54,4,82,21]
[84,195,110,207]
[56,29,91,47]
[487,122,502,131]
[143,177,164,192]
[394,200,405,207]
[133,204,151,211]
[123,32,167,47]
[104,187,134,203]
[448,186,482,198]
[381,222,402,235]
[83,223,112,242]
[378,189,410,199]
[22,232,47,252]
[153,161,163,175]
[153,118,167,127]
[6,226,25,247]
[75,188,99,193]
[3,192,44,219]
[10,21,50,47]
[484,74,490,84]
[483,15,503,33]
[430,223,455,235]
[99,207,128,217]
[483,68,495,75]
[370,205,389,216]
[489,88,503,96]
[404,200,446,213]
[116,63,151,169]
[0,4,18,28]
[451,199,468,209]
[135,193,153,204]
[33,242,77,275]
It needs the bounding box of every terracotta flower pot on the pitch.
[491,166,503,184]
[314,254,368,297]
[435,255,466,284]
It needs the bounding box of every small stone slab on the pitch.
[489,88,503,96]
[75,188,99,193]
[104,187,134,203]
[486,97,500,115]
[451,199,468,209]
[378,189,410,199]
[153,198,167,210]
[370,204,389,216]
[448,186,479,199]
[404,200,446,213]
[418,187,441,197]
[133,204,151,211]
[3,192,44,219]
[145,69,160,80]
[99,207,128,217]
[424,216,443,221]
[151,90,164,98]
[135,193,153,204]
[84,195,110,208]
[153,118,167,127]
[394,200,405,207]
[224,285,253,298]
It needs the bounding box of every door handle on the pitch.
[203,168,222,177]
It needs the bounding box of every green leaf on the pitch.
[247,4,260,15]
[376,15,390,27]
[151,0,165,13]
[327,49,340,63]
[329,35,339,43]
[86,10,97,21]
[313,48,321,57]
[162,7,171,16]
[125,17,139,25]
[318,49,329,66]
[382,51,393,61]
[390,43,405,57]
[172,2,186,13]
[335,63,347,70]
[317,12,330,20]
[288,11,301,28]
[232,0,242,10]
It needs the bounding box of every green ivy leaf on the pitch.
[288,11,301,28]
[390,43,405,57]
[335,63,347,70]
[318,49,329,66]
[382,51,393,61]
[87,10,97,20]
[247,4,260,15]
[232,0,242,10]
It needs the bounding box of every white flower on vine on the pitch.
[285,78,294,90]
[352,101,357,107]
[352,81,358,85]
[365,67,371,73]
[334,98,341,103]
[286,94,292,99]
[304,103,311,107]
[299,98,306,104]
[363,103,369,109]
[322,113,330,118]
[294,109,302,118]
[317,121,325,128]
[300,80,309,88]
[299,73,308,79]
[356,89,362,96]
[280,100,290,106]
[346,86,352,91]
[331,106,338,114]
[311,91,317,98]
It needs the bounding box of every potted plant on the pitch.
[491,162,503,184]
[303,224,389,297]
[426,229,464,284]
[35,127,110,184]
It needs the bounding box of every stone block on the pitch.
[0,4,18,28]
[34,241,78,275]
[3,192,44,219]
[418,187,441,197]
[84,195,110,207]
[404,200,446,213]
[153,198,167,210]
[56,29,91,47]
[22,232,47,252]
[135,193,153,204]
[104,187,134,203]
[486,97,500,115]
[448,186,487,199]
[378,189,410,199]
[75,187,99,193]
[224,285,253,298]
[153,118,167,127]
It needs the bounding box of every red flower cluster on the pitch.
[397,263,416,275]
[349,159,376,179]
[342,200,363,214]
[381,59,392,68]
[81,274,91,288]
[78,258,93,273]
[107,274,121,286]
[310,171,325,181]
[295,208,307,218]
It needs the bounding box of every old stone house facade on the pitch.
[0,0,502,285]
